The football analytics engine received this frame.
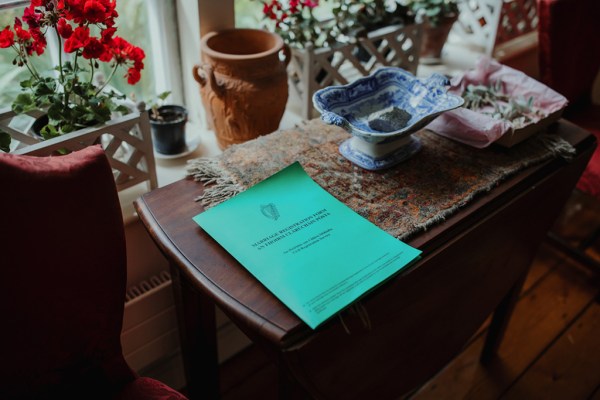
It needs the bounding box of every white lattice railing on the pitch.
[289,23,423,119]
[0,107,158,192]
[450,0,538,56]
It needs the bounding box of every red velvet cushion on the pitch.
[537,0,600,103]
[0,146,134,398]
[115,377,188,400]
[571,105,600,199]
[537,0,600,200]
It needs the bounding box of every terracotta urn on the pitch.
[419,15,458,65]
[193,29,291,149]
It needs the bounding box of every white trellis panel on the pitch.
[449,0,538,56]
[288,23,423,119]
[0,107,158,193]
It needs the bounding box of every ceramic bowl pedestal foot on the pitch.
[339,134,422,171]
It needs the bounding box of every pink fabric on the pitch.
[427,57,567,148]
[0,146,187,399]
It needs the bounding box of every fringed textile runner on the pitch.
[187,119,575,240]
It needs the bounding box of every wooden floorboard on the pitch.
[411,256,598,400]
[503,300,600,399]
[217,191,600,400]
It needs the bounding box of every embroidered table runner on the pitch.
[187,119,574,240]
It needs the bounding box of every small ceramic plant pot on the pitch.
[149,105,188,155]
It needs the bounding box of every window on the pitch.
[0,0,183,111]
[0,4,55,107]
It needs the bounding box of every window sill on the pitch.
[119,109,304,225]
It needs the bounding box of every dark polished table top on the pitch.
[135,119,595,399]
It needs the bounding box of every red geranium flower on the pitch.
[126,67,140,85]
[59,0,87,24]
[57,19,73,39]
[302,0,318,8]
[289,0,299,13]
[14,18,31,42]
[98,44,113,62]
[0,26,14,48]
[111,36,133,63]
[101,27,116,43]
[28,27,46,55]
[23,5,42,28]
[82,36,104,59]
[64,25,90,53]
[129,46,145,63]
[83,0,109,23]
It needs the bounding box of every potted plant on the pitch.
[0,0,145,152]
[261,0,414,49]
[259,0,422,118]
[144,92,188,155]
[402,0,460,64]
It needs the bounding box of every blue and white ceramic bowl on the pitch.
[312,67,464,170]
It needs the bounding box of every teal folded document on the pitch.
[193,162,421,329]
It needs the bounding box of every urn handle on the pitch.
[192,64,225,97]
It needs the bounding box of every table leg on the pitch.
[170,262,219,399]
[480,267,529,365]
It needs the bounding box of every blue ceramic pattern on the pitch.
[339,136,422,171]
[313,67,464,144]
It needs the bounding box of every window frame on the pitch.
[0,1,29,10]
[176,0,234,126]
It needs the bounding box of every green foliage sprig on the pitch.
[401,0,459,27]
[462,81,544,128]
[260,0,415,49]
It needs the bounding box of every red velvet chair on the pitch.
[0,146,188,399]
[537,0,600,270]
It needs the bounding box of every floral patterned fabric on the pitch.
[188,119,575,240]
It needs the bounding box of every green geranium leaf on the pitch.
[34,81,56,97]
[20,78,33,89]
[94,107,112,123]
[115,104,130,114]
[47,103,65,121]
[157,91,171,101]
[60,124,74,133]
[41,124,59,140]
[11,93,35,113]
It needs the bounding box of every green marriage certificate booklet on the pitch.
[193,162,422,329]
